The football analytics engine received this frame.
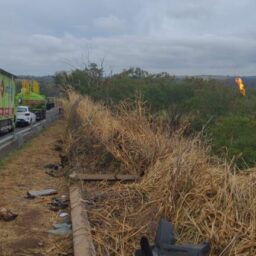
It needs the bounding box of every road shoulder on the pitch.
[0,121,72,256]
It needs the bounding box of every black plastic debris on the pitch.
[44,163,62,170]
[49,197,69,211]
[26,189,58,199]
[44,163,62,176]
[44,163,66,178]
[0,207,18,221]
[135,218,210,256]
[139,237,153,256]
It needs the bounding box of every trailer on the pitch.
[46,97,55,110]
[0,69,16,132]
[16,80,47,121]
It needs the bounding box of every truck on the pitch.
[0,68,16,132]
[46,97,55,110]
[16,80,47,121]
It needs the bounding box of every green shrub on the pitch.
[209,116,256,168]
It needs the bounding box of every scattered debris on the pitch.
[26,189,58,199]
[135,219,210,256]
[38,241,44,247]
[59,212,70,224]
[45,169,56,177]
[69,172,139,182]
[45,169,66,178]
[49,197,68,211]
[63,216,71,224]
[54,145,62,152]
[60,153,69,167]
[0,207,18,221]
[54,139,63,152]
[44,163,65,177]
[61,195,68,201]
[59,211,69,218]
[53,223,71,229]
[44,163,62,170]
[48,223,71,236]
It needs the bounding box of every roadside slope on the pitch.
[63,93,256,255]
[0,121,72,256]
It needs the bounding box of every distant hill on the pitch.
[192,75,256,88]
[16,73,256,98]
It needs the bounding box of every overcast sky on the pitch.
[1,0,256,76]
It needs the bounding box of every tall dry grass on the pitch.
[63,92,256,255]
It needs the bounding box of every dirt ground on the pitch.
[0,121,73,256]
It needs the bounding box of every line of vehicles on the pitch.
[0,68,55,133]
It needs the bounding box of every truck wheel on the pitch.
[9,125,14,132]
[9,120,15,132]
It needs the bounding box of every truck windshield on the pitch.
[17,107,27,112]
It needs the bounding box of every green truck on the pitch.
[16,80,47,121]
[0,69,16,132]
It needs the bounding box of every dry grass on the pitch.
[63,92,256,256]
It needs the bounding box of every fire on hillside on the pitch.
[235,77,246,96]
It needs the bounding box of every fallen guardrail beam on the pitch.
[70,173,139,182]
[70,184,96,256]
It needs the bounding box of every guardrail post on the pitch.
[14,133,24,148]
[41,121,46,129]
[36,125,42,133]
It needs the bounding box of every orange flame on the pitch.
[235,77,246,96]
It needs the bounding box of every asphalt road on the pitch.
[0,107,59,141]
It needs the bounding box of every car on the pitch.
[16,106,36,126]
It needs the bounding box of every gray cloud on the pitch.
[93,15,127,33]
[0,0,256,75]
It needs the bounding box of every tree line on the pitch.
[55,64,256,169]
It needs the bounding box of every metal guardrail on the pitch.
[0,108,60,158]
